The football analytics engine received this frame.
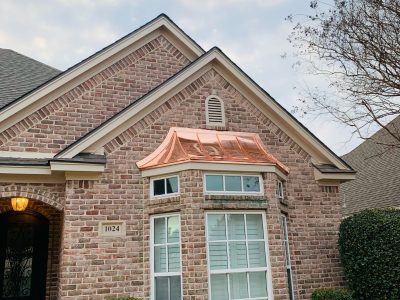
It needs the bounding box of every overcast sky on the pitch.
[0,0,364,155]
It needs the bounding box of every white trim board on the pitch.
[140,161,288,180]
[55,48,351,175]
[0,15,203,134]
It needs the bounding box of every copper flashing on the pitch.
[137,127,289,174]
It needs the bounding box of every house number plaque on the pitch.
[99,221,126,237]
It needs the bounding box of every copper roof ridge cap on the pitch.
[136,128,177,169]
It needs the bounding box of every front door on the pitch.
[0,212,49,300]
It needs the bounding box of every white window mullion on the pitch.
[167,277,171,300]
[165,218,169,273]
[227,273,231,300]
[225,214,230,269]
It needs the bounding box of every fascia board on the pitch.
[0,16,203,133]
[0,151,55,159]
[211,56,349,170]
[56,49,351,172]
[0,165,52,175]
[314,168,356,182]
[50,161,105,172]
[57,52,219,158]
[140,161,287,179]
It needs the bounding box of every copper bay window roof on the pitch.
[136,127,289,174]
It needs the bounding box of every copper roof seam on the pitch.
[235,135,247,159]
[176,131,190,161]
[164,131,178,163]
[215,133,226,159]
[195,132,208,160]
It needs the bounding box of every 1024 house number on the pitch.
[104,225,120,232]
[100,221,125,237]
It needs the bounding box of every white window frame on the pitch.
[277,179,284,199]
[203,173,264,196]
[150,213,183,300]
[205,211,274,300]
[281,214,295,300]
[150,175,180,199]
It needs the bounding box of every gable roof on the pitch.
[341,116,400,215]
[0,49,61,108]
[54,46,353,179]
[0,14,204,134]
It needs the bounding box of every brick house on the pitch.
[0,14,355,300]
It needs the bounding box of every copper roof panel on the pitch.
[136,127,289,174]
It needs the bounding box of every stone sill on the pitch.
[205,195,267,201]
[147,196,180,206]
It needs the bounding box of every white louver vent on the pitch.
[206,95,225,126]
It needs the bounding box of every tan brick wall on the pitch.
[56,68,343,299]
[0,35,190,153]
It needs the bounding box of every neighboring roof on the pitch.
[136,127,289,174]
[0,49,61,108]
[0,14,204,133]
[55,46,352,179]
[341,116,400,215]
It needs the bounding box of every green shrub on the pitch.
[311,288,352,300]
[338,209,400,299]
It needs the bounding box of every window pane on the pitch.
[225,176,241,192]
[155,277,169,300]
[154,218,166,244]
[228,214,245,240]
[154,179,165,195]
[154,246,166,272]
[243,176,260,192]
[211,274,229,300]
[209,242,228,270]
[206,175,223,191]
[249,271,268,298]
[170,276,181,300]
[167,216,180,243]
[208,214,226,241]
[167,176,178,194]
[168,245,180,272]
[229,272,249,299]
[248,241,266,267]
[246,214,264,240]
[229,242,248,269]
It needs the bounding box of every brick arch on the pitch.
[0,185,63,211]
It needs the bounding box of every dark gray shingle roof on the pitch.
[0,48,61,108]
[341,116,400,215]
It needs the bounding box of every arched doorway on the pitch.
[0,211,49,300]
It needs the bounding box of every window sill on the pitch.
[205,194,266,201]
[148,195,180,206]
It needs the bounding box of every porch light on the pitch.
[11,197,29,211]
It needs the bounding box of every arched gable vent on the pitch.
[205,95,225,126]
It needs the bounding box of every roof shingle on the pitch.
[0,48,61,108]
[341,116,400,215]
